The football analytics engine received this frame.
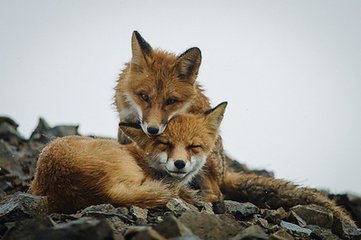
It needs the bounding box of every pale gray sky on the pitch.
[1,0,360,195]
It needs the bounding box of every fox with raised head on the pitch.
[114,31,225,202]
[30,102,355,226]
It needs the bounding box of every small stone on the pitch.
[269,228,294,240]
[263,207,288,224]
[195,201,214,214]
[0,192,48,223]
[230,225,268,240]
[179,211,244,239]
[129,206,148,225]
[280,220,312,236]
[223,200,259,220]
[166,198,198,216]
[153,215,194,239]
[287,211,307,227]
[307,225,340,240]
[290,204,334,229]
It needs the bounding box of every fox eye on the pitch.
[165,98,177,106]
[188,144,202,149]
[156,139,172,147]
[139,93,150,102]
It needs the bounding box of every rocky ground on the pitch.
[1,116,361,240]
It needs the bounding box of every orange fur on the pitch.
[30,103,227,213]
[114,31,225,201]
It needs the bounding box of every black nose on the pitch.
[147,126,159,135]
[174,160,186,169]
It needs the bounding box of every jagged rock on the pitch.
[30,118,79,143]
[78,204,131,232]
[0,192,48,223]
[280,220,312,236]
[307,225,340,240]
[286,211,307,227]
[290,204,333,229]
[195,201,214,214]
[179,211,244,239]
[166,198,198,216]
[230,225,268,240]
[153,215,194,239]
[269,228,294,240]
[263,207,288,224]
[0,117,24,143]
[222,200,259,220]
[129,206,148,225]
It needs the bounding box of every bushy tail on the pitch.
[222,171,355,225]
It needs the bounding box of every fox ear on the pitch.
[176,47,202,84]
[119,122,150,149]
[204,102,228,133]
[131,31,152,70]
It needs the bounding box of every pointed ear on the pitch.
[204,102,228,133]
[119,122,151,149]
[176,47,202,84]
[131,31,152,70]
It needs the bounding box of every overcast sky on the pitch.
[1,0,360,195]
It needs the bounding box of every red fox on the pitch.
[29,103,354,226]
[29,103,227,213]
[114,31,225,202]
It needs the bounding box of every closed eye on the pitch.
[188,144,202,149]
[156,140,173,148]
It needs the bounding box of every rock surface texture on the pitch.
[0,116,360,239]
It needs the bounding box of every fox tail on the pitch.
[221,171,355,225]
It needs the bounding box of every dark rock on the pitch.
[0,192,48,223]
[230,225,268,240]
[179,211,244,240]
[290,204,333,229]
[307,225,340,240]
[0,120,24,143]
[287,211,307,227]
[280,220,312,236]
[0,117,19,129]
[132,228,165,240]
[269,228,294,240]
[332,217,361,239]
[38,217,113,240]
[153,215,194,238]
[222,201,259,220]
[2,217,54,240]
[263,207,288,224]
[30,118,79,143]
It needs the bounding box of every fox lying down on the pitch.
[30,103,354,226]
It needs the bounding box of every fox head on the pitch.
[117,31,202,136]
[120,102,227,184]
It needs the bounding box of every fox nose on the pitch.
[147,126,159,135]
[174,160,186,170]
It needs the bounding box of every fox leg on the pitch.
[199,136,226,202]
[106,180,193,208]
